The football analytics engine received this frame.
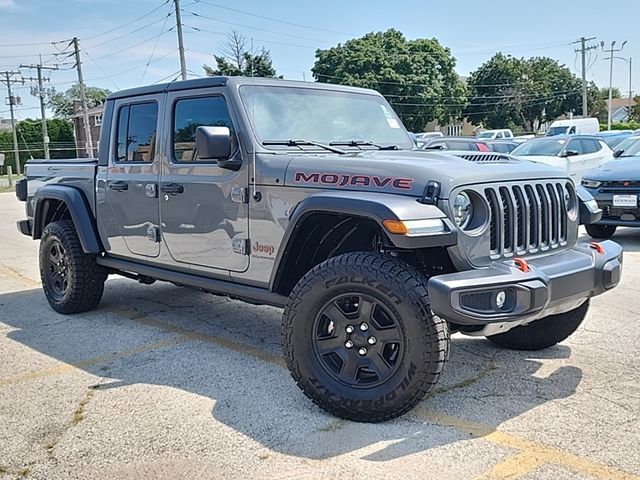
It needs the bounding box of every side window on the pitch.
[496,132,503,139]
[568,126,576,134]
[567,139,584,155]
[580,139,599,154]
[173,96,235,162]
[114,102,158,163]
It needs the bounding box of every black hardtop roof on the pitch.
[107,76,380,100]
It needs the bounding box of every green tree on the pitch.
[203,30,278,77]
[465,54,583,132]
[312,29,467,132]
[48,84,111,119]
[629,95,640,122]
[0,118,75,171]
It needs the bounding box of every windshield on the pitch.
[512,139,567,156]
[614,136,640,155]
[239,85,414,150]
[619,137,640,157]
[603,135,630,148]
[476,132,494,139]
[546,126,569,136]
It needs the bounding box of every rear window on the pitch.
[114,102,158,163]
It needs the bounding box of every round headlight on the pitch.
[453,192,473,229]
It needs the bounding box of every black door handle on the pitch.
[108,181,128,191]
[161,183,184,195]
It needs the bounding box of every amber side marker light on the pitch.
[382,219,445,237]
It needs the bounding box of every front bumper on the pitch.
[428,240,622,325]
[586,188,640,227]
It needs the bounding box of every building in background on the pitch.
[607,97,637,123]
[71,103,103,157]
[0,117,13,131]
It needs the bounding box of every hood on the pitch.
[584,157,640,181]
[283,150,568,198]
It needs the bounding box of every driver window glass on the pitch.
[567,140,584,155]
[173,96,235,162]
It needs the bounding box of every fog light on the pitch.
[495,290,506,309]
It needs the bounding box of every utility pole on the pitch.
[603,56,633,122]
[1,71,24,175]
[71,37,94,157]
[572,37,598,117]
[21,56,59,160]
[601,40,627,130]
[173,0,187,80]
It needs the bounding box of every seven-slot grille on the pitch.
[484,182,571,258]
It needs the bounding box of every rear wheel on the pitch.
[40,220,107,314]
[486,300,589,351]
[282,252,449,422]
[585,224,617,239]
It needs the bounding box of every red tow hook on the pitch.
[513,258,530,273]
[590,242,606,255]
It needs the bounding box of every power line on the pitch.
[192,0,355,36]
[184,10,333,45]
[85,15,173,49]
[82,0,172,41]
[141,2,175,81]
[88,28,175,61]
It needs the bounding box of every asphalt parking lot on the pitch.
[0,191,639,480]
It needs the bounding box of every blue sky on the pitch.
[1,0,638,120]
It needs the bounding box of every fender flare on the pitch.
[270,191,457,290]
[576,185,603,225]
[32,185,102,254]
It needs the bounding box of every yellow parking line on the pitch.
[417,408,640,480]
[107,306,286,367]
[473,450,547,480]
[0,335,189,387]
[0,265,40,287]
[1,293,638,480]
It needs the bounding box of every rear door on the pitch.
[159,89,249,272]
[103,97,162,257]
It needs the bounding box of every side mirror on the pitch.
[195,126,241,170]
[562,149,579,157]
[613,149,623,158]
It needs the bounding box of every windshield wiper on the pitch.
[262,139,346,154]
[329,140,399,150]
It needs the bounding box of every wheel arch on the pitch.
[270,192,457,296]
[32,185,103,254]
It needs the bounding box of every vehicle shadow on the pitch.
[0,280,583,461]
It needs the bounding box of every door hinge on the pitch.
[231,186,249,204]
[146,226,160,243]
[232,237,250,255]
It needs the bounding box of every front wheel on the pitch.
[486,300,589,351]
[40,220,107,314]
[282,252,449,422]
[585,224,617,239]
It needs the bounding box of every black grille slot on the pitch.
[484,182,570,258]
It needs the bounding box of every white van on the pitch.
[545,118,600,136]
[476,129,514,140]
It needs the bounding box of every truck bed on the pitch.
[24,158,98,215]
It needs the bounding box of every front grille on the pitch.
[484,182,571,258]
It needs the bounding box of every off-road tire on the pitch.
[486,300,589,351]
[282,252,449,422]
[39,220,107,314]
[585,224,617,239]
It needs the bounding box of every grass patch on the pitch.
[0,465,6,474]
[73,389,95,425]
[17,467,30,477]
[318,419,345,432]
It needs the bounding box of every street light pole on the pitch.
[601,40,627,129]
[603,55,633,123]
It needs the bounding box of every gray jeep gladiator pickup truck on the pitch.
[16,77,622,422]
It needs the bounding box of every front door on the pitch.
[159,90,249,272]
[565,138,585,180]
[104,97,161,257]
